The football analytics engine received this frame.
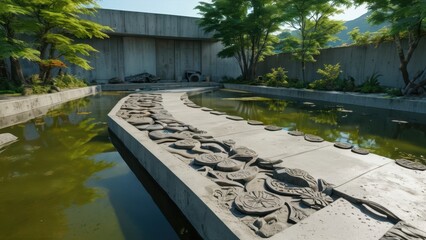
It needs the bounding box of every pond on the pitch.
[0,92,198,239]
[189,89,426,164]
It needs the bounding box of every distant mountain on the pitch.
[329,12,388,47]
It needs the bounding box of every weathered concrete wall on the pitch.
[85,9,213,40]
[257,38,426,88]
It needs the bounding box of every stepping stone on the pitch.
[226,115,244,121]
[288,130,304,136]
[187,104,202,108]
[201,107,213,112]
[395,159,426,171]
[351,147,369,155]
[247,120,264,125]
[210,111,227,115]
[304,134,324,142]
[334,142,353,149]
[264,125,282,131]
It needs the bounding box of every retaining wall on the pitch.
[224,84,426,114]
[257,39,426,88]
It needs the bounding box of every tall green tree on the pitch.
[355,0,426,95]
[279,0,349,82]
[196,0,282,81]
[23,0,112,82]
[0,0,39,85]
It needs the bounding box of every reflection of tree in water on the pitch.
[0,102,115,239]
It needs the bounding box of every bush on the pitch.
[53,74,87,89]
[264,67,288,87]
[309,63,342,90]
[0,78,23,94]
[358,73,383,93]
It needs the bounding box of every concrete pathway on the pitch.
[160,91,426,239]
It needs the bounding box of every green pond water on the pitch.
[190,89,426,164]
[0,92,183,240]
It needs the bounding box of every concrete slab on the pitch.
[271,146,392,186]
[273,198,393,240]
[336,163,426,230]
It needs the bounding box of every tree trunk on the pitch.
[0,59,9,81]
[9,57,25,85]
[301,61,306,83]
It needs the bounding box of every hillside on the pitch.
[329,12,388,47]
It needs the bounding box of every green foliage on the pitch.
[196,0,282,81]
[0,77,22,94]
[358,72,383,93]
[53,75,87,89]
[348,27,393,46]
[264,67,289,87]
[279,0,350,81]
[385,87,403,97]
[309,63,342,90]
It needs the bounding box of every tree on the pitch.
[196,0,282,81]
[279,0,349,82]
[0,0,39,85]
[355,0,426,95]
[23,0,112,82]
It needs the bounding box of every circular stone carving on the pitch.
[210,111,227,115]
[194,153,227,167]
[395,159,426,171]
[230,147,258,161]
[146,124,165,131]
[265,178,313,196]
[174,139,200,149]
[227,167,259,182]
[304,134,324,142]
[248,120,264,126]
[300,191,333,210]
[126,117,154,126]
[264,125,282,131]
[201,107,213,112]
[351,147,369,155]
[234,191,284,216]
[334,142,353,149]
[288,130,304,136]
[216,159,243,172]
[226,115,244,121]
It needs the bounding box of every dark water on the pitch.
[0,92,180,239]
[190,89,426,164]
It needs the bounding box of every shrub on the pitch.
[53,74,87,89]
[358,73,383,93]
[264,67,288,87]
[309,63,342,90]
[0,78,23,94]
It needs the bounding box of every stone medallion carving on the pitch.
[251,215,285,238]
[230,146,258,162]
[264,125,282,131]
[288,130,304,136]
[304,134,324,142]
[126,117,154,125]
[234,191,284,216]
[248,120,264,126]
[274,168,318,191]
[380,221,426,240]
[194,153,227,167]
[351,147,369,155]
[396,159,426,171]
[210,111,227,115]
[145,124,165,131]
[226,115,245,121]
[257,158,283,170]
[213,187,242,209]
[216,159,243,172]
[334,142,353,149]
[266,178,313,196]
[174,139,200,149]
[300,191,333,209]
[227,167,259,183]
[285,202,308,224]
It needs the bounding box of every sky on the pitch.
[98,0,368,21]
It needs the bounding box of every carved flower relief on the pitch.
[234,191,284,216]
[300,191,333,210]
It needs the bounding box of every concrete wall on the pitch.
[257,38,426,88]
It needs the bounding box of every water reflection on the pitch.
[190,90,426,164]
[0,93,180,239]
